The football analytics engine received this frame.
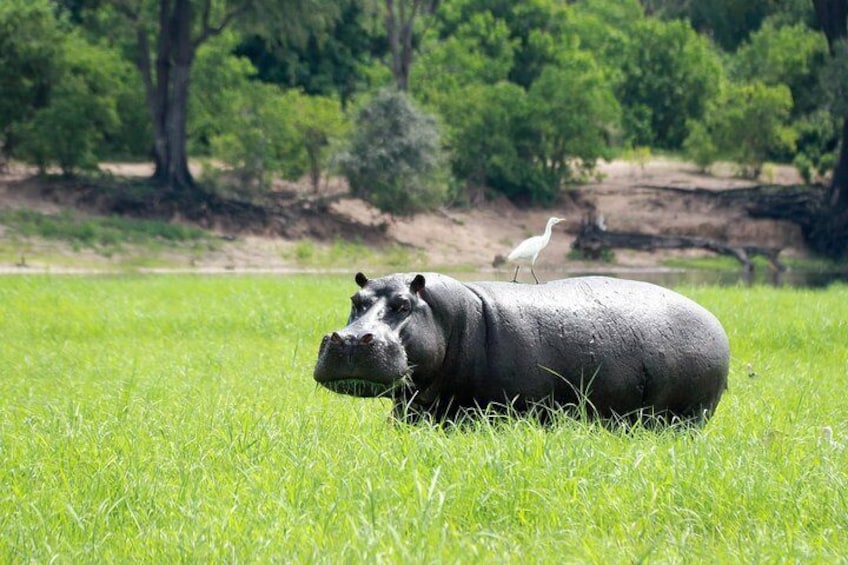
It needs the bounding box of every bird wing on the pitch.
[507,235,543,261]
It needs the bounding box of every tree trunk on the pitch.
[811,0,848,258]
[385,0,408,90]
[829,115,848,208]
[385,0,437,91]
[134,0,195,196]
[164,0,195,193]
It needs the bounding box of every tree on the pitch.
[234,0,385,108]
[16,34,128,176]
[704,81,797,178]
[86,0,335,199]
[0,0,64,165]
[526,55,620,200]
[384,0,441,90]
[288,91,349,191]
[618,18,723,149]
[810,0,848,257]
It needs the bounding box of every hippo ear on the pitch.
[410,274,426,295]
[355,272,369,288]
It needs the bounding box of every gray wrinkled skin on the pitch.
[313,272,730,425]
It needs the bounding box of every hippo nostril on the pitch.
[361,333,374,345]
[331,332,342,344]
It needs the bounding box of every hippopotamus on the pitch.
[313,272,729,425]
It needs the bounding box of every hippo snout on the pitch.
[313,327,409,398]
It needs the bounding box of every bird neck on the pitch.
[542,221,555,241]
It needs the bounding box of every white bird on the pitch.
[507,216,563,284]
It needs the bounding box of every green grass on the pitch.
[662,253,846,273]
[1,275,846,562]
[0,209,216,254]
[284,238,427,270]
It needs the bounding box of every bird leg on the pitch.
[512,265,520,283]
[531,264,540,284]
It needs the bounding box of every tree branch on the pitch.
[112,0,140,21]
[193,3,251,49]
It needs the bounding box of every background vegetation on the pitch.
[1,275,846,561]
[0,1,839,202]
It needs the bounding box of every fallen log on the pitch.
[635,183,825,223]
[572,220,785,272]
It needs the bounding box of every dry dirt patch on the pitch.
[0,158,808,273]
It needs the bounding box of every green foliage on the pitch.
[432,0,570,89]
[731,21,832,168]
[235,1,382,107]
[618,18,724,149]
[338,89,448,215]
[413,11,516,101]
[1,276,847,562]
[718,82,797,177]
[562,0,642,84]
[192,34,348,192]
[415,7,619,204]
[2,0,843,206]
[732,21,828,117]
[672,0,787,51]
[687,81,797,178]
[436,82,532,202]
[0,0,64,161]
[15,34,128,175]
[287,91,350,191]
[792,109,838,183]
[189,32,261,157]
[526,55,620,198]
[683,119,719,173]
[209,83,304,190]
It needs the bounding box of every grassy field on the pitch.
[1,274,846,563]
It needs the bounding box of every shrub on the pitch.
[683,119,719,173]
[687,81,796,178]
[715,82,796,177]
[0,0,63,163]
[209,83,303,190]
[15,34,125,175]
[337,89,448,215]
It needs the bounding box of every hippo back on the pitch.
[460,276,729,421]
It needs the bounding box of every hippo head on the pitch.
[313,272,445,398]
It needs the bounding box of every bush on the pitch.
[209,83,303,190]
[716,82,796,177]
[683,119,719,172]
[287,91,349,192]
[193,35,348,192]
[792,109,838,183]
[337,89,448,215]
[437,82,533,203]
[687,81,796,178]
[15,34,125,175]
[0,0,63,162]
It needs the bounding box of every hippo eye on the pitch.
[351,294,376,313]
[391,298,411,314]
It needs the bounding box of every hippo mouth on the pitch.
[313,331,410,398]
[319,377,399,397]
